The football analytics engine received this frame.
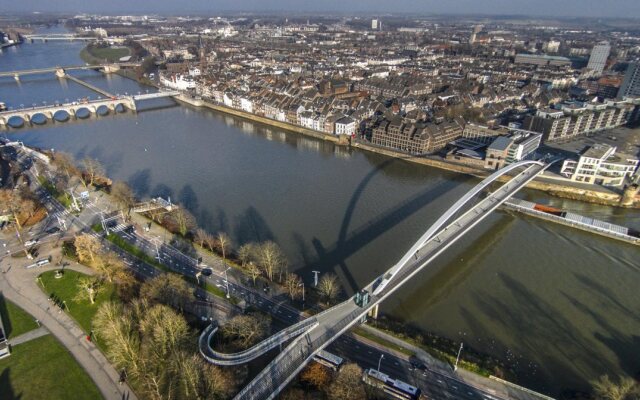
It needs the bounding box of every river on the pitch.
[1,27,639,396]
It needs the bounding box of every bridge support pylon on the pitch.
[55,68,66,78]
[368,304,379,319]
[102,65,121,74]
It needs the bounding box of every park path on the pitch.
[9,326,49,345]
[0,261,138,400]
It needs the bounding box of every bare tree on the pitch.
[81,157,105,187]
[52,151,77,178]
[301,362,331,389]
[95,250,127,283]
[93,302,143,378]
[327,363,367,400]
[245,262,261,286]
[237,243,255,267]
[216,231,232,261]
[140,273,192,311]
[0,189,27,229]
[75,276,102,304]
[74,233,102,265]
[591,375,639,400]
[284,273,303,301]
[317,273,341,303]
[167,208,196,236]
[257,241,287,282]
[111,181,136,215]
[203,231,216,252]
[220,313,270,349]
[194,228,208,248]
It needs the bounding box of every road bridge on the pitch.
[63,73,115,98]
[0,97,136,128]
[23,34,99,42]
[0,90,180,129]
[0,63,140,79]
[201,160,553,400]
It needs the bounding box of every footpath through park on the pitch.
[0,261,137,400]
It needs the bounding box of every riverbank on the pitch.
[176,95,638,209]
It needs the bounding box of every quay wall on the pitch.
[175,95,637,209]
[176,96,340,143]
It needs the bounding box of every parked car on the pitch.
[24,239,38,247]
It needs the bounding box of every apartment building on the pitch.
[560,144,639,186]
[523,103,632,142]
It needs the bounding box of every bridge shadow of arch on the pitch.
[296,155,473,295]
[561,292,640,385]
[467,273,608,394]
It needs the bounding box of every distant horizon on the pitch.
[4,0,640,19]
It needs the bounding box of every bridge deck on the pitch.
[64,74,115,98]
[231,161,550,400]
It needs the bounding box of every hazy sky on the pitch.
[5,0,640,18]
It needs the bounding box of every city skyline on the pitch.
[5,0,640,19]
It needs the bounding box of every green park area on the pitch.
[38,269,117,335]
[0,296,38,339]
[0,335,103,400]
[81,44,131,63]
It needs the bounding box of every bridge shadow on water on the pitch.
[295,155,473,295]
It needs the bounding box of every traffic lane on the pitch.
[329,335,497,400]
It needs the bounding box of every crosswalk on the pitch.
[109,223,128,233]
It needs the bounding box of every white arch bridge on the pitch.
[199,159,555,400]
[0,91,180,128]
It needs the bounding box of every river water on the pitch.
[1,27,639,396]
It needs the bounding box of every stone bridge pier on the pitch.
[102,65,121,74]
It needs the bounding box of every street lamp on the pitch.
[224,267,231,299]
[454,342,463,372]
[298,282,305,302]
[377,354,384,373]
[312,271,320,287]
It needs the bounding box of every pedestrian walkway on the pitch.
[9,326,49,346]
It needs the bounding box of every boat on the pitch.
[0,102,6,111]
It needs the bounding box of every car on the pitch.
[46,226,61,234]
[201,268,213,276]
[24,239,38,247]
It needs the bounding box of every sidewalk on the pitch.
[359,324,554,400]
[9,326,48,346]
[0,260,137,400]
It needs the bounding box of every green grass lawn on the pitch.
[85,45,130,62]
[352,327,415,357]
[37,176,72,208]
[0,296,38,339]
[38,270,117,335]
[0,335,103,400]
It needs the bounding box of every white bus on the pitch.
[313,350,344,371]
[363,368,421,400]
